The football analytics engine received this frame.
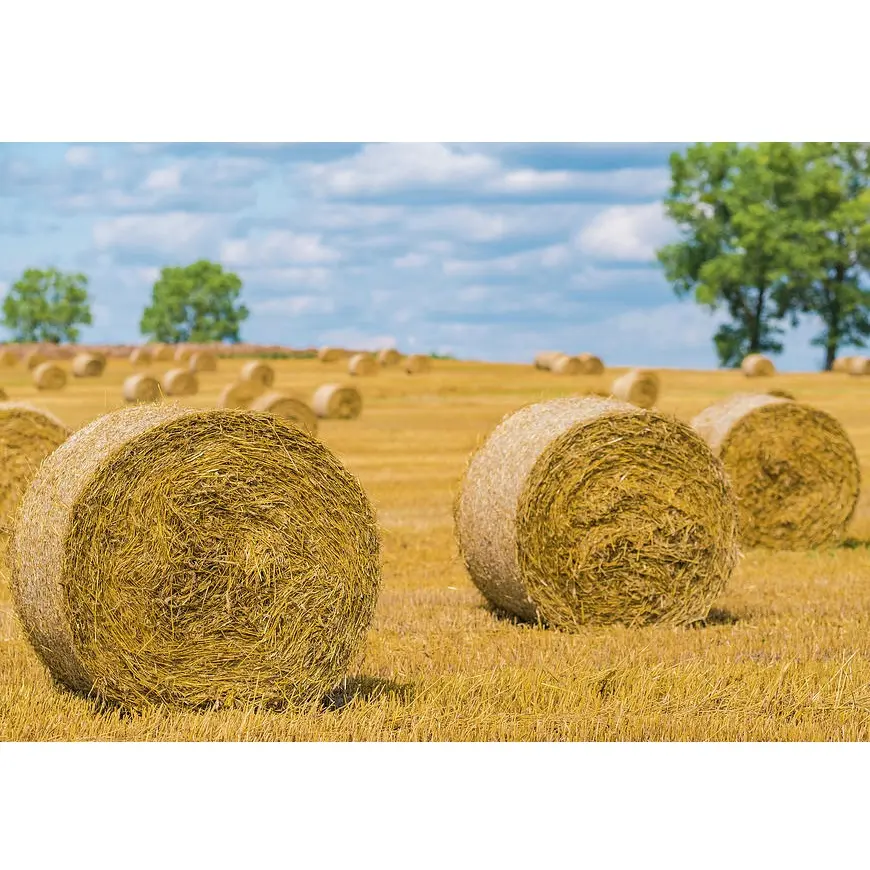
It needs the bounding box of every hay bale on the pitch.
[217,380,266,410]
[161,368,199,397]
[741,354,776,377]
[578,353,605,375]
[248,391,318,435]
[611,369,660,409]
[32,362,67,391]
[8,404,380,708]
[122,374,161,403]
[71,353,106,378]
[239,360,275,387]
[174,345,195,363]
[0,388,6,401]
[0,403,70,527]
[348,353,377,377]
[376,348,402,366]
[0,348,18,367]
[832,356,854,373]
[318,347,343,363]
[848,356,870,376]
[405,354,431,375]
[691,393,860,549]
[551,354,583,375]
[454,397,739,629]
[149,343,173,361]
[767,389,795,400]
[189,350,217,373]
[312,384,363,420]
[24,350,47,371]
[534,351,563,370]
[129,347,152,366]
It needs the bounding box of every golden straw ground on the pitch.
[455,397,739,630]
[692,393,860,549]
[8,404,381,709]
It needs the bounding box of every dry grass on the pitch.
[3,359,870,740]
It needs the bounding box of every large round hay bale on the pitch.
[149,343,173,362]
[848,356,870,376]
[25,350,47,371]
[0,348,18,367]
[189,350,217,373]
[239,360,275,387]
[404,354,431,375]
[217,380,266,410]
[129,347,152,366]
[8,404,380,708]
[348,353,377,377]
[741,354,775,377]
[577,353,605,375]
[161,368,199,397]
[32,362,67,391]
[71,353,106,378]
[534,351,562,371]
[455,397,739,629]
[318,347,343,363]
[832,356,854,373]
[0,403,70,527]
[611,369,660,409]
[691,393,860,549]
[122,374,161,403]
[551,354,583,375]
[249,392,318,435]
[312,384,363,420]
[174,345,195,363]
[376,348,402,367]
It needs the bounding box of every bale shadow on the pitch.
[321,676,415,712]
[840,538,870,550]
[687,607,740,628]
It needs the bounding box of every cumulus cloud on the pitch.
[64,146,97,167]
[443,243,572,276]
[576,202,675,262]
[92,212,226,257]
[251,295,336,316]
[393,252,429,268]
[221,231,340,266]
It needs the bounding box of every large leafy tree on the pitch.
[140,260,249,343]
[657,143,810,367]
[1,267,93,343]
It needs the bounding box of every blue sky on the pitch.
[0,142,838,369]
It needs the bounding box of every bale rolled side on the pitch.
[312,384,363,420]
[405,354,432,375]
[72,353,106,378]
[129,347,152,366]
[741,354,776,377]
[348,353,377,377]
[122,374,161,403]
[189,351,217,373]
[149,344,173,361]
[174,345,195,363]
[832,356,854,373]
[8,404,380,708]
[239,360,275,387]
[248,391,318,435]
[577,353,605,375]
[691,393,860,549]
[217,380,266,410]
[534,351,563,371]
[161,368,199,397]
[376,348,402,366]
[0,348,18,367]
[25,351,47,371]
[551,354,583,376]
[318,347,343,363]
[848,356,870,376]
[32,362,67,391]
[611,369,660,409]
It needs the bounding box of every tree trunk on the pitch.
[749,286,766,352]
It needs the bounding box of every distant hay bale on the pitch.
[217,380,266,410]
[24,351,47,371]
[455,397,739,630]
[691,393,860,549]
[71,353,106,378]
[122,374,161,404]
[129,347,152,366]
[741,354,776,377]
[848,356,870,376]
[0,348,18,367]
[312,384,363,420]
[534,351,563,370]
[239,360,275,387]
[318,347,343,363]
[611,369,660,409]
[348,353,378,377]
[188,350,217,373]
[0,403,70,527]
[404,354,432,375]
[8,404,380,708]
[249,391,318,435]
[161,368,199,397]
[174,345,195,363]
[832,356,854,373]
[0,388,6,401]
[376,348,402,366]
[149,344,173,361]
[578,353,605,375]
[32,362,67,391]
[551,354,583,375]
[767,389,795,400]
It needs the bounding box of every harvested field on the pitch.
[3,358,870,740]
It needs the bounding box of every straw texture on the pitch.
[318,347,343,362]
[174,345,195,363]
[72,353,106,378]
[217,380,266,409]
[161,368,198,397]
[348,354,377,377]
[577,353,605,375]
[129,347,152,366]
[534,351,562,370]
[25,351,47,371]
[611,369,660,409]
[405,354,431,374]
[239,360,275,387]
[312,384,363,420]
[376,349,401,366]
[848,356,870,376]
[32,362,66,391]
[741,354,775,377]
[248,391,318,435]
[551,355,583,375]
[189,351,217,373]
[123,374,161,403]
[0,348,18,367]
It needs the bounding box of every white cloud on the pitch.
[576,202,675,262]
[221,231,340,266]
[251,295,335,316]
[65,146,97,167]
[244,267,331,287]
[606,302,727,351]
[443,244,572,276]
[92,212,224,254]
[393,252,429,268]
[143,165,183,192]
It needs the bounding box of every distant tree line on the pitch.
[1,260,249,345]
[658,142,870,369]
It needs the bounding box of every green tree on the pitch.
[1,267,93,343]
[140,260,249,343]
[657,143,810,367]
[787,143,870,370]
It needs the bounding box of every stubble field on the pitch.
[2,356,870,741]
